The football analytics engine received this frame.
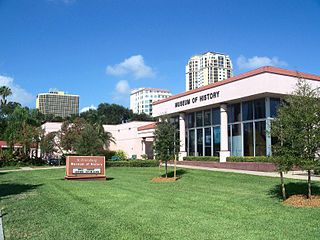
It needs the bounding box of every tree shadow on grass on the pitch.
[161,169,187,178]
[268,182,320,200]
[0,183,42,201]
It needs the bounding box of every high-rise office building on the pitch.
[130,88,172,116]
[36,89,79,118]
[186,51,233,91]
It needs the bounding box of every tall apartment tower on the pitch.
[186,51,233,91]
[130,88,172,116]
[36,89,79,118]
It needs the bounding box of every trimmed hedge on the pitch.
[226,156,272,163]
[106,160,159,167]
[183,156,220,162]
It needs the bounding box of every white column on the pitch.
[179,113,187,161]
[220,104,230,162]
[142,138,146,155]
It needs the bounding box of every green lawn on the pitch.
[1,167,320,240]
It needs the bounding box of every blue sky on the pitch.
[0,0,319,112]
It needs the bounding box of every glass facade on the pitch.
[185,97,280,157]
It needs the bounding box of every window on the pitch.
[189,130,195,156]
[213,127,220,156]
[196,111,203,127]
[243,122,254,156]
[204,110,211,126]
[212,108,220,125]
[187,113,195,128]
[254,98,265,119]
[242,101,253,121]
[228,103,241,123]
[270,98,281,117]
[255,121,266,156]
[204,128,211,156]
[197,129,203,156]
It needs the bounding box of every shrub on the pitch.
[183,156,220,161]
[115,150,127,160]
[226,156,272,163]
[101,150,117,160]
[106,160,158,167]
[141,154,148,160]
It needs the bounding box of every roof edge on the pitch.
[153,66,320,105]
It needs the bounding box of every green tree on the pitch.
[57,118,87,153]
[95,123,115,149]
[0,86,12,106]
[270,76,320,199]
[74,124,104,156]
[153,116,180,178]
[40,132,57,158]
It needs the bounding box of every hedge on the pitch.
[183,156,220,161]
[106,160,159,167]
[226,156,272,163]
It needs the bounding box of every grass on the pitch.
[1,167,320,240]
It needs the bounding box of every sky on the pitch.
[0,0,319,112]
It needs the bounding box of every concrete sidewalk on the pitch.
[0,166,65,173]
[166,164,320,181]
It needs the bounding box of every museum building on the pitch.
[152,66,320,162]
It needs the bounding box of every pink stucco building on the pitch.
[152,66,320,162]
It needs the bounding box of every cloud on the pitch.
[112,80,131,105]
[80,105,96,113]
[106,55,155,79]
[237,55,288,70]
[0,75,34,106]
[115,80,130,94]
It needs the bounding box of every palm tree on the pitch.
[0,86,12,106]
[95,123,115,149]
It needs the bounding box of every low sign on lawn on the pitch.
[65,156,106,180]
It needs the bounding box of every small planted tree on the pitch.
[74,124,104,156]
[270,75,320,199]
[153,116,179,178]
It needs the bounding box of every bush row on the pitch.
[183,156,220,161]
[106,160,159,167]
[226,156,272,163]
[182,156,272,163]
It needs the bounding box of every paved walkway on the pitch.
[0,166,65,173]
[1,164,319,181]
[166,164,320,181]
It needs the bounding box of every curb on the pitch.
[0,209,4,240]
[166,164,320,181]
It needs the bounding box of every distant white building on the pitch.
[130,88,172,116]
[186,51,233,91]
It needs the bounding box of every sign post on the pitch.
[65,156,106,180]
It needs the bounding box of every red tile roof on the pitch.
[138,122,157,131]
[132,88,171,93]
[153,66,320,105]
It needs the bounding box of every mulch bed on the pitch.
[151,177,179,182]
[284,195,320,208]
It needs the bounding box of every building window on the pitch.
[196,111,203,127]
[204,128,211,156]
[204,110,211,126]
[228,103,241,123]
[212,108,220,125]
[189,130,195,156]
[270,98,281,117]
[187,113,195,128]
[254,98,266,119]
[242,101,253,121]
[255,121,266,156]
[196,129,203,156]
[243,122,254,156]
